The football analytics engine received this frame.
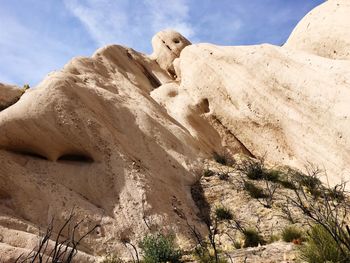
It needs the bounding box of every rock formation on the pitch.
[0,0,349,261]
[0,83,24,111]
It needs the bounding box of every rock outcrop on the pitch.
[285,0,350,60]
[153,0,350,183]
[0,83,23,111]
[150,30,191,77]
[0,46,207,261]
[0,0,349,261]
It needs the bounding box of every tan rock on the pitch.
[167,41,350,184]
[0,0,350,261]
[0,45,206,261]
[285,0,350,60]
[0,83,23,111]
[150,29,191,77]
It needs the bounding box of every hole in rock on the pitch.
[58,154,93,163]
[173,39,180,44]
[7,149,48,160]
[199,98,210,113]
[167,90,178,97]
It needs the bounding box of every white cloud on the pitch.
[0,12,78,86]
[145,0,194,38]
[63,0,195,52]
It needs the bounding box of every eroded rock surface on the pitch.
[0,0,349,262]
[0,83,23,111]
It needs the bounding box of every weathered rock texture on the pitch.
[153,0,350,182]
[285,0,350,60]
[0,0,349,262]
[0,45,207,262]
[0,83,23,111]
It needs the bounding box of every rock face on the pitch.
[152,0,350,182]
[0,83,23,111]
[285,0,350,60]
[0,0,349,261]
[0,46,207,261]
[151,29,191,76]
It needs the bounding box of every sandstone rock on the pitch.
[0,0,349,261]
[0,83,23,111]
[150,29,191,77]
[0,45,207,261]
[166,42,350,183]
[285,0,350,60]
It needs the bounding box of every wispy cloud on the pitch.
[63,0,195,52]
[0,0,324,86]
[145,0,194,38]
[0,1,95,86]
[0,12,74,86]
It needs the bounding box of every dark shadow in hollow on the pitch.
[57,154,94,163]
[6,149,48,160]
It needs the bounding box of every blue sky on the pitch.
[0,0,324,86]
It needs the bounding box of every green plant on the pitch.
[243,181,266,199]
[300,224,347,263]
[101,254,124,263]
[237,158,282,182]
[278,177,296,189]
[292,166,323,197]
[203,169,215,177]
[268,234,280,244]
[243,228,265,248]
[233,241,242,249]
[287,165,350,261]
[194,247,228,263]
[238,159,265,180]
[325,185,346,202]
[265,170,281,182]
[281,226,303,243]
[215,207,233,221]
[139,232,182,263]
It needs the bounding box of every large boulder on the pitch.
[1,0,350,261]
[0,83,23,111]
[0,45,206,262]
[285,0,350,60]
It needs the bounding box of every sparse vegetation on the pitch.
[243,228,265,248]
[325,184,346,202]
[193,247,228,263]
[243,181,266,199]
[213,152,233,166]
[278,175,296,189]
[101,254,124,263]
[265,169,281,182]
[279,199,297,224]
[281,226,303,243]
[286,164,350,262]
[268,234,280,244]
[15,213,99,263]
[225,214,266,248]
[19,83,30,96]
[233,241,242,249]
[237,158,266,180]
[215,207,233,221]
[139,232,182,263]
[300,224,346,263]
[192,160,350,262]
